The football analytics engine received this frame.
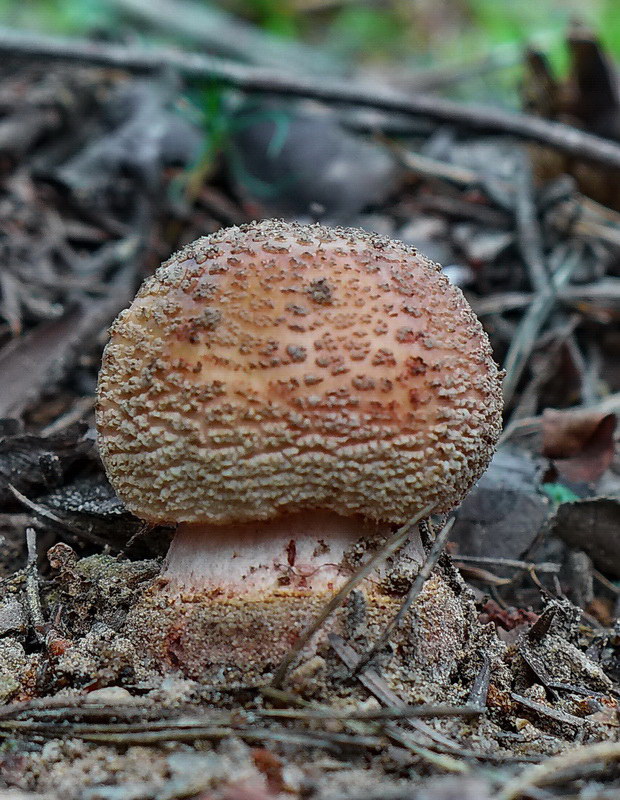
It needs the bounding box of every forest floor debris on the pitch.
[1,22,620,800]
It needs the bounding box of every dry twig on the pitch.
[453,555,560,573]
[2,27,620,168]
[330,634,472,773]
[24,527,45,643]
[8,484,112,548]
[502,244,583,406]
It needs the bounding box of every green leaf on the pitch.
[540,482,581,506]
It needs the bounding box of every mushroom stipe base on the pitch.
[121,512,448,684]
[124,572,470,688]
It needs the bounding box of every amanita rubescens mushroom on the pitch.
[96,220,502,681]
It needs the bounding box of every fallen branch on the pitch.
[386,139,620,249]
[2,27,620,169]
[110,0,519,87]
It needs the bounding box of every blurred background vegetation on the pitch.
[1,0,618,75]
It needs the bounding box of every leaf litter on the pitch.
[0,19,620,800]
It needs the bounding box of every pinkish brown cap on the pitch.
[96,220,503,527]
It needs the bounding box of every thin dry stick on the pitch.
[515,152,550,296]
[40,396,95,437]
[384,724,470,775]
[116,521,155,559]
[388,140,620,250]
[8,483,111,548]
[260,703,480,721]
[259,686,375,738]
[471,292,533,317]
[24,527,45,643]
[1,721,380,749]
[353,517,455,675]
[593,569,620,596]
[2,27,620,168]
[474,277,620,317]
[453,555,560,573]
[383,140,480,186]
[330,634,470,774]
[271,502,435,687]
[498,741,620,800]
[502,244,582,406]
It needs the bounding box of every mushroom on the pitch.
[96,220,503,682]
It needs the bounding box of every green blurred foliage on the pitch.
[244,0,298,36]
[179,81,232,200]
[230,0,620,69]
[0,0,116,34]
[540,482,581,506]
[325,6,406,60]
[0,0,618,78]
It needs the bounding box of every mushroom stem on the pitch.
[161,511,396,598]
[128,512,429,681]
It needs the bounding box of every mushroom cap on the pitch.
[96,220,503,525]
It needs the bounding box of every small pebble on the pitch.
[83,686,134,705]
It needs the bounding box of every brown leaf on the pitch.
[0,266,134,419]
[251,749,283,795]
[542,407,616,483]
[523,24,620,208]
[550,498,620,577]
[450,449,550,566]
[478,600,539,632]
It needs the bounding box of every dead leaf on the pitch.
[523,22,620,208]
[450,449,550,565]
[587,597,615,627]
[542,407,616,484]
[549,497,620,577]
[251,750,283,795]
[478,600,539,632]
[0,421,91,504]
[0,267,135,419]
[587,707,620,726]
